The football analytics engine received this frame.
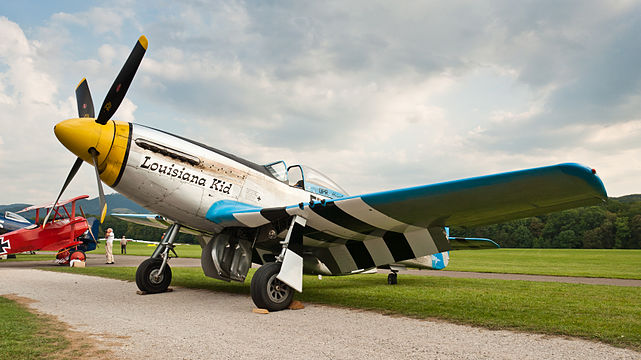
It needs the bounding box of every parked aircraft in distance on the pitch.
[0,195,98,264]
[49,36,607,310]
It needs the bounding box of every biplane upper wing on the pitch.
[207,163,606,274]
[17,195,89,213]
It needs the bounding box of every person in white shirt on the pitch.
[105,228,115,264]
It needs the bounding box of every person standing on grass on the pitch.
[105,228,115,264]
[120,236,128,254]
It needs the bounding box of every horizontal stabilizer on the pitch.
[449,237,500,250]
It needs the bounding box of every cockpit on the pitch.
[264,161,348,199]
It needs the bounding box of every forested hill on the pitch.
[450,195,641,249]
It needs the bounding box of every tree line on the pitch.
[450,196,641,249]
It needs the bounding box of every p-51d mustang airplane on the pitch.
[50,36,607,311]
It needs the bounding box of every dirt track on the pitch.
[2,268,640,360]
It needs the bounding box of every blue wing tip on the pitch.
[557,163,608,200]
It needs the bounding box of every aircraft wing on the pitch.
[207,163,605,274]
[17,195,90,213]
[111,213,204,236]
[209,163,606,229]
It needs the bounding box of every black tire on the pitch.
[136,258,172,293]
[387,272,398,285]
[250,262,294,311]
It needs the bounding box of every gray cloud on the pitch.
[1,1,641,205]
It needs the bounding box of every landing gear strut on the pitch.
[135,223,180,293]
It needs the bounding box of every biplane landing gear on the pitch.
[250,262,294,311]
[135,223,180,294]
[136,258,172,293]
[387,271,398,285]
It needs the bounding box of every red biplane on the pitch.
[0,195,98,264]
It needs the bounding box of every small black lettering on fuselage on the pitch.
[140,156,231,193]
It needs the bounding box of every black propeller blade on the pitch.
[90,148,108,223]
[42,157,84,227]
[48,36,147,226]
[75,78,95,118]
[95,35,148,125]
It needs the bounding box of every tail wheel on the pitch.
[387,272,398,285]
[136,258,172,293]
[250,262,294,311]
[70,250,86,262]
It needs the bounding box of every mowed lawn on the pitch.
[85,244,641,279]
[9,246,641,279]
[49,265,641,351]
[90,241,202,258]
[0,296,69,359]
[447,249,641,279]
[1,242,201,262]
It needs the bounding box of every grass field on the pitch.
[1,242,202,261]
[0,296,69,359]
[1,254,57,262]
[448,249,641,279]
[48,265,641,350]
[89,241,202,258]
[9,246,641,279]
[93,245,641,279]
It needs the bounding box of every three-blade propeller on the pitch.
[43,36,147,227]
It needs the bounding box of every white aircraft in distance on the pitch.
[50,36,607,311]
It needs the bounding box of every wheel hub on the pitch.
[149,269,164,284]
[267,274,290,304]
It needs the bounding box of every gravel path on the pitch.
[1,268,639,360]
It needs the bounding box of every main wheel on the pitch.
[250,262,294,311]
[70,250,86,262]
[136,258,172,293]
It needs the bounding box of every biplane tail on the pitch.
[81,217,100,252]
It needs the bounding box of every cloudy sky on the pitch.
[0,0,640,205]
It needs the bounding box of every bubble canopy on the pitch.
[264,161,348,199]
